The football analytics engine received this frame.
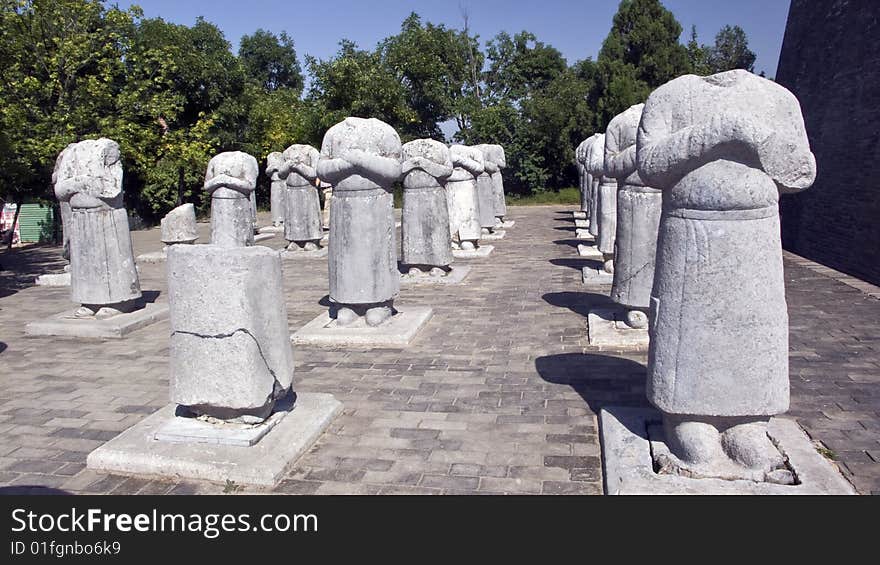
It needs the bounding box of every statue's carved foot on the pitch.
[624,310,648,329]
[285,242,302,252]
[658,415,791,484]
[365,305,393,327]
[429,267,446,277]
[460,241,476,251]
[303,241,320,251]
[336,307,358,327]
[74,305,98,318]
[481,227,492,235]
[408,267,423,277]
[602,258,614,274]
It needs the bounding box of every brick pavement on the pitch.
[0,206,876,494]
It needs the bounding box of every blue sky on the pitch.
[113,0,792,76]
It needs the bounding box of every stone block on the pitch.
[582,266,613,286]
[25,301,168,339]
[291,307,433,347]
[452,245,494,259]
[400,265,471,285]
[587,308,649,350]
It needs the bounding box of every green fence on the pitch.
[17,203,55,243]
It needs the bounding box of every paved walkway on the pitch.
[0,206,877,494]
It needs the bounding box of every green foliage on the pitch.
[507,187,581,206]
[0,1,759,214]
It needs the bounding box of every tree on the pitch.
[483,31,566,104]
[379,13,478,140]
[707,25,756,73]
[239,29,304,94]
[686,25,711,75]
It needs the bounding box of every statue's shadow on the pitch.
[534,353,650,414]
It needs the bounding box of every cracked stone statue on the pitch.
[52,138,141,319]
[400,138,454,278]
[279,144,323,252]
[585,133,604,241]
[265,151,287,227]
[167,244,294,423]
[446,144,485,250]
[204,151,259,248]
[637,69,817,483]
[605,104,660,330]
[575,137,592,219]
[317,117,402,327]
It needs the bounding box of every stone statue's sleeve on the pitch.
[350,150,402,184]
[52,147,76,201]
[243,155,259,187]
[604,125,636,181]
[92,145,123,200]
[289,149,319,181]
[454,153,484,176]
[417,159,453,179]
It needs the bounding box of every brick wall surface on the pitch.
[776,0,880,285]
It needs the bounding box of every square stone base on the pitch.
[498,220,515,229]
[86,393,342,487]
[587,308,649,349]
[575,228,595,240]
[154,401,293,447]
[35,272,71,286]
[25,302,169,339]
[574,219,589,229]
[582,266,614,286]
[481,230,506,240]
[599,407,856,495]
[136,250,167,263]
[282,247,328,259]
[577,244,602,259]
[572,211,587,220]
[400,265,471,285]
[453,245,495,259]
[291,307,433,347]
[258,225,284,234]
[254,232,276,243]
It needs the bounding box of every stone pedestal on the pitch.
[480,229,506,241]
[587,308,649,349]
[282,247,328,259]
[453,245,494,259]
[599,407,855,495]
[400,265,471,285]
[86,392,342,487]
[577,243,602,259]
[582,265,614,286]
[25,301,168,339]
[292,307,433,347]
[35,272,71,286]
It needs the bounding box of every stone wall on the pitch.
[775,0,880,285]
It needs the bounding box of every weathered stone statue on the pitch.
[52,138,141,318]
[474,146,499,235]
[168,244,294,423]
[279,144,323,252]
[317,117,402,327]
[637,70,817,482]
[249,191,258,233]
[400,139,454,277]
[487,144,508,226]
[585,133,604,240]
[575,138,592,219]
[205,151,259,248]
[320,181,332,231]
[266,151,287,227]
[596,148,618,275]
[606,104,660,330]
[447,144,485,250]
[161,203,199,246]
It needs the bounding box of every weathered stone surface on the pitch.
[605,104,661,315]
[636,69,817,480]
[266,151,287,227]
[585,134,605,238]
[160,203,198,245]
[291,307,433,347]
[400,264,471,285]
[53,139,141,315]
[25,301,168,339]
[320,181,332,230]
[317,117,402,327]
[167,244,294,422]
[447,144,485,248]
[86,393,342,487]
[600,407,855,494]
[475,144,507,222]
[578,135,601,217]
[205,151,259,248]
[587,308,649,350]
[401,139,454,270]
[280,144,323,249]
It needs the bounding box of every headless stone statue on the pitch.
[585,134,604,240]
[596,142,618,274]
[447,145,485,250]
[480,143,507,228]
[401,139,454,277]
[52,139,141,319]
[279,144,323,251]
[575,138,592,218]
[637,70,817,483]
[266,151,287,227]
[317,117,402,327]
[205,151,259,248]
[606,104,660,330]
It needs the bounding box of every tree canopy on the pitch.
[0,0,761,220]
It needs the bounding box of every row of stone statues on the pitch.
[576,69,817,483]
